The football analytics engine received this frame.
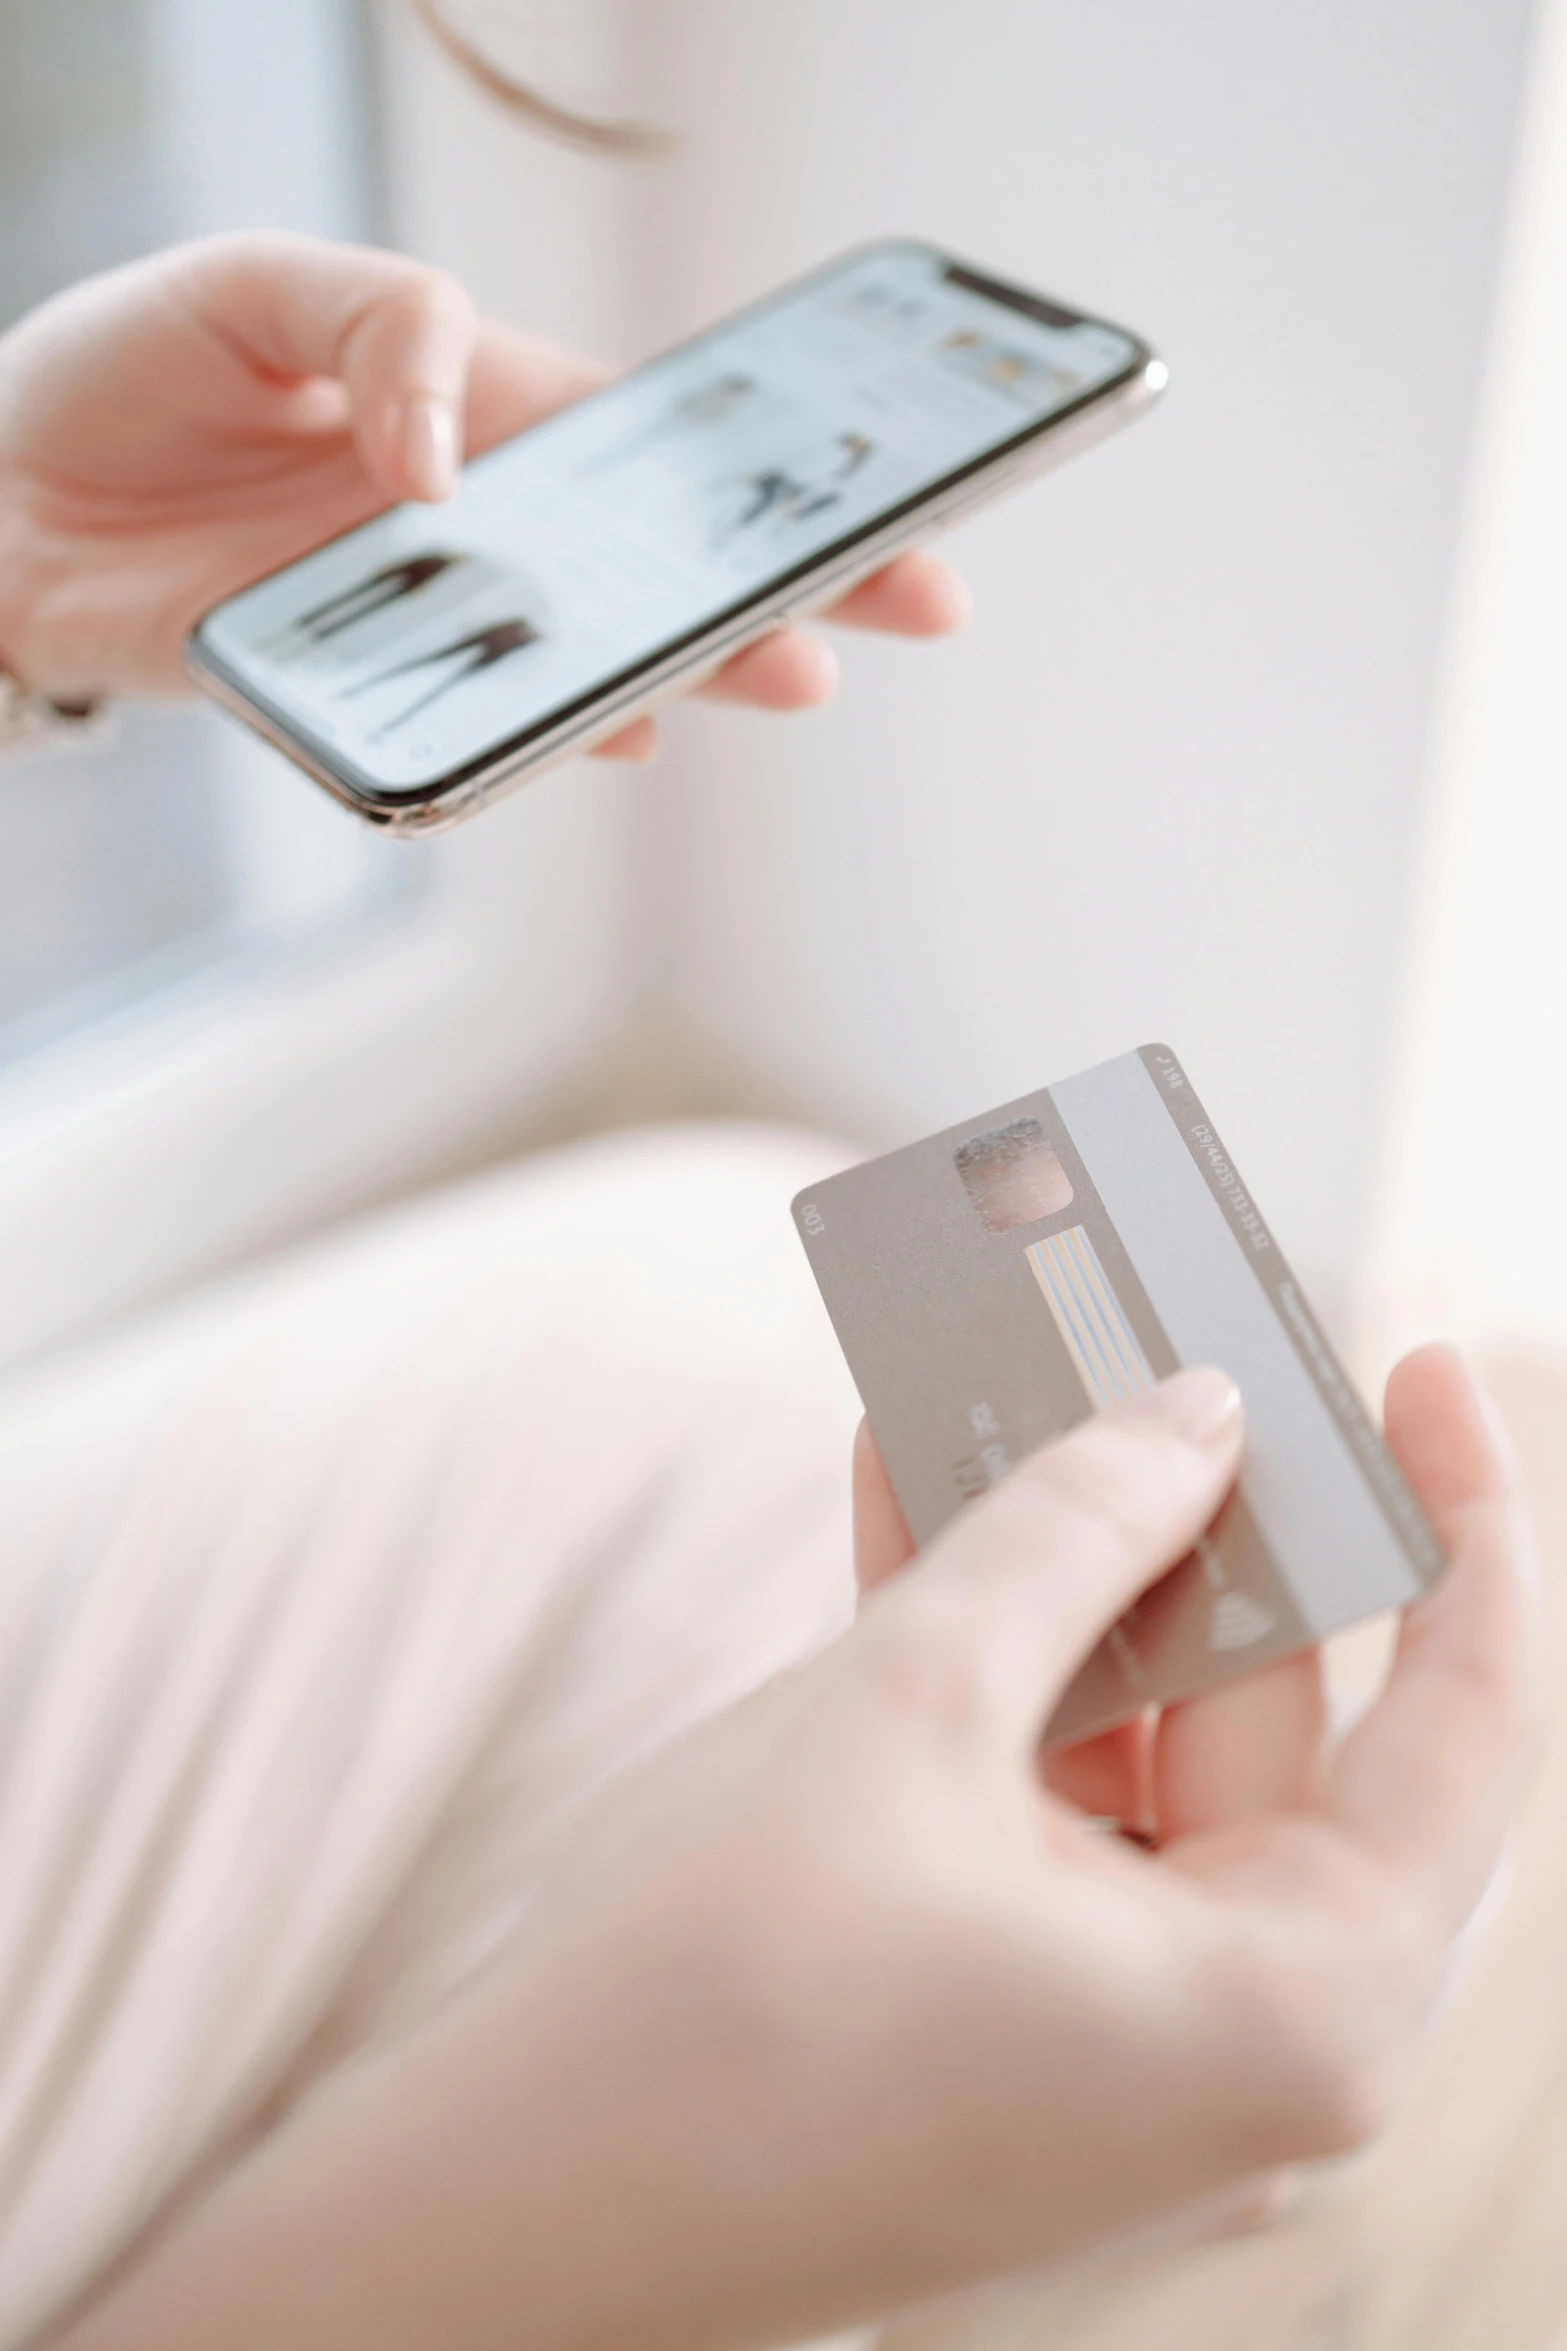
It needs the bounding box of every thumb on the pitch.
[893,1368,1244,1749]
[852,1419,916,1597]
[179,232,476,501]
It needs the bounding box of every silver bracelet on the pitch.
[0,664,110,758]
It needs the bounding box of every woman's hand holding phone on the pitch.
[0,232,969,752]
[53,1347,1535,2351]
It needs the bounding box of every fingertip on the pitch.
[1043,1715,1152,1825]
[1383,1344,1517,1516]
[591,716,659,762]
[825,550,973,637]
[400,392,460,501]
[1143,1366,1245,1451]
[787,630,840,705]
[908,555,974,635]
[1384,1340,1467,1426]
[345,265,475,500]
[701,627,840,711]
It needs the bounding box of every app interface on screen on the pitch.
[200,246,1138,792]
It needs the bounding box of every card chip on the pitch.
[793,1042,1444,1745]
[954,1119,1074,1234]
[1025,1227,1155,1408]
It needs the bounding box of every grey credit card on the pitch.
[793,1043,1444,1746]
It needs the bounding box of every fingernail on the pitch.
[1156,1366,1243,1445]
[403,394,458,499]
[937,563,975,632]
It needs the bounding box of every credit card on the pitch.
[792,1043,1444,1745]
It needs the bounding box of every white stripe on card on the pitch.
[1050,1049,1422,1628]
[1025,1226,1155,1408]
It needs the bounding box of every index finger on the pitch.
[1327,1345,1540,1937]
[819,551,972,637]
[463,320,607,453]
[179,232,477,498]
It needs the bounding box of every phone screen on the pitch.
[194,243,1141,801]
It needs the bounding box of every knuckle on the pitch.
[185,227,292,269]
[390,261,474,330]
[1012,1414,1195,1557]
[176,229,300,301]
[334,265,474,376]
[858,1591,991,1743]
[1234,1925,1420,2165]
[1280,2028,1400,2160]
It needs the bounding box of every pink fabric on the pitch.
[0,1125,868,2347]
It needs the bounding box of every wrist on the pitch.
[0,465,88,704]
[0,496,109,751]
[47,1897,781,2351]
[0,659,108,756]
[0,466,42,690]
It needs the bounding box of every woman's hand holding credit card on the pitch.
[797,1045,1461,1742]
[44,1066,1536,2349]
[13,215,1540,2344]
[97,1340,1534,2348]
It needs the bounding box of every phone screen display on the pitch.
[195,243,1140,799]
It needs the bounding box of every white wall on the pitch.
[12,3,1534,1370]
[620,0,1538,1329]
[1365,0,1567,1362]
[0,3,642,1374]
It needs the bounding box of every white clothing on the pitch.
[0,1124,871,2348]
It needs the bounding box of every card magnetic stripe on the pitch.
[1024,1226,1155,1408]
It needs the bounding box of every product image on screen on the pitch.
[194,244,1140,796]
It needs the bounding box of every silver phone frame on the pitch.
[186,290,1166,837]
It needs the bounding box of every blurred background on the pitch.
[7,9,1567,2342]
[1,0,1564,1400]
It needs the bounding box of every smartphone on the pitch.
[186,239,1164,834]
